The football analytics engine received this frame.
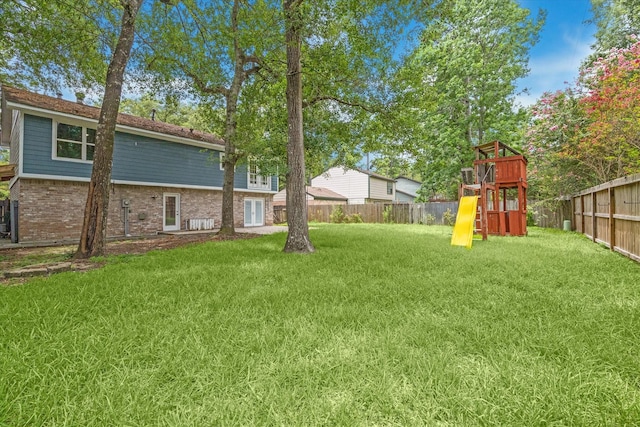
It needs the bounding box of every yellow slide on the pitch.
[451,196,478,249]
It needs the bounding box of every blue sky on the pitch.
[515,0,596,106]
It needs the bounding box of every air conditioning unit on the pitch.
[186,218,215,231]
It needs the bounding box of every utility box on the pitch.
[121,199,130,208]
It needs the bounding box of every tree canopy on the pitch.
[525,0,640,200]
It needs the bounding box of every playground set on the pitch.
[451,141,528,248]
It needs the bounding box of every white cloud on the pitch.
[516,27,595,107]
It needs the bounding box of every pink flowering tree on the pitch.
[578,38,640,179]
[526,38,640,199]
[526,88,592,199]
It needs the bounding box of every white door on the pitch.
[244,198,264,227]
[163,193,181,231]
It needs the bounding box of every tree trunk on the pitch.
[283,0,314,254]
[76,0,142,259]
[218,0,244,236]
[218,90,240,236]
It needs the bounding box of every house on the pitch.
[395,176,422,202]
[0,86,277,243]
[310,166,395,204]
[273,186,348,206]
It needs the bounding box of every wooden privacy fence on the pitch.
[274,200,570,228]
[572,173,640,263]
[274,202,460,225]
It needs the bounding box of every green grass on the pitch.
[1,224,639,426]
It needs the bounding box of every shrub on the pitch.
[526,209,535,226]
[443,208,455,226]
[329,205,346,223]
[424,213,436,225]
[382,205,393,224]
[348,213,363,223]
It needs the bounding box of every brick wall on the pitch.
[15,179,273,242]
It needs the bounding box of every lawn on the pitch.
[1,224,639,425]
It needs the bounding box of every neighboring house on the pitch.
[395,176,422,202]
[273,186,348,206]
[310,167,395,204]
[0,86,277,243]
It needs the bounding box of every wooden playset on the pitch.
[458,140,528,240]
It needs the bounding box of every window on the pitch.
[387,181,394,195]
[54,122,96,162]
[247,160,270,190]
[219,152,225,170]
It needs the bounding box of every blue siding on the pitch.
[112,132,225,187]
[21,114,274,191]
[23,115,93,177]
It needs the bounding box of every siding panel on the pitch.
[23,115,93,178]
[112,132,225,187]
[311,167,368,203]
[370,177,393,201]
[10,111,22,166]
[20,114,276,191]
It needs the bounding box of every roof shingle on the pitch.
[1,85,223,146]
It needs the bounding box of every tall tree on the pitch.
[525,88,593,199]
[77,0,144,258]
[139,0,278,235]
[282,0,314,253]
[581,39,640,153]
[280,0,417,252]
[590,0,640,54]
[0,0,106,90]
[399,0,543,197]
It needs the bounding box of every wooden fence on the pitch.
[274,200,574,229]
[529,199,572,229]
[572,173,640,263]
[274,202,459,225]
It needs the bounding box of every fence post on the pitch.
[609,187,615,252]
[591,192,597,242]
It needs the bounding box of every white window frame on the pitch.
[163,193,181,231]
[387,181,394,195]
[52,120,96,163]
[247,159,270,190]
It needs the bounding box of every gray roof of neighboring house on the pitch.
[1,85,224,146]
[305,186,347,200]
[395,175,422,184]
[395,189,418,199]
[354,167,395,182]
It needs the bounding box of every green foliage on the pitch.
[526,209,535,227]
[329,205,346,223]
[422,213,436,225]
[442,208,455,226]
[590,0,640,56]
[2,225,640,424]
[329,205,362,224]
[382,205,393,224]
[345,213,363,224]
[387,0,543,197]
[526,40,640,199]
[0,0,116,91]
[120,93,216,132]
